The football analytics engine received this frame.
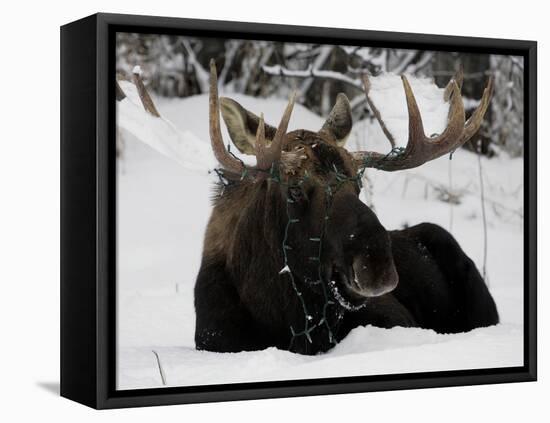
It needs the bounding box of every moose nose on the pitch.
[326,191,399,298]
[351,255,398,297]
[346,202,399,297]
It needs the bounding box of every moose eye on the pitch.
[288,186,305,203]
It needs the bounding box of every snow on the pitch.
[116,76,523,390]
[367,73,449,146]
[118,325,522,388]
[117,80,215,170]
[279,265,291,274]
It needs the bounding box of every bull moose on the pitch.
[194,59,499,355]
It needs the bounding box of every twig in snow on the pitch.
[402,172,521,219]
[360,171,375,211]
[152,350,167,386]
[448,158,454,233]
[472,140,488,284]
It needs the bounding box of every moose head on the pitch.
[206,59,493,311]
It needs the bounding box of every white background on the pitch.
[0,0,546,421]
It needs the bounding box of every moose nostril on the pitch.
[351,255,398,297]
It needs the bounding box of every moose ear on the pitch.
[319,93,353,147]
[219,97,277,155]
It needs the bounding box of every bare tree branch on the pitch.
[361,74,396,148]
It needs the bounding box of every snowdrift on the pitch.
[116,77,523,390]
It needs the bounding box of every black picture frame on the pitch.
[60,12,537,409]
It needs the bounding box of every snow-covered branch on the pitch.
[403,52,434,74]
[262,64,363,90]
[350,94,366,111]
[181,39,210,93]
[391,51,418,74]
[218,40,241,87]
[298,46,333,94]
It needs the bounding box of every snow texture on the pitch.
[116,75,523,390]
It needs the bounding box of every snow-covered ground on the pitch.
[116,77,524,390]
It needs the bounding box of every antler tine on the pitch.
[401,75,429,149]
[255,91,296,170]
[444,64,464,101]
[271,92,296,152]
[459,75,494,143]
[209,59,245,174]
[209,60,298,175]
[403,76,466,160]
[132,67,161,117]
[255,113,269,169]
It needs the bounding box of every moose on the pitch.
[194,59,499,355]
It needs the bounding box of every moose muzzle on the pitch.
[325,193,399,307]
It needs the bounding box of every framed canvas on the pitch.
[60,13,537,409]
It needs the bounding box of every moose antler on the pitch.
[132,66,161,117]
[255,92,296,169]
[353,69,493,171]
[209,59,300,175]
[209,60,246,174]
[443,64,464,101]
